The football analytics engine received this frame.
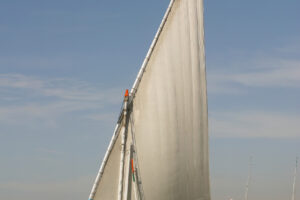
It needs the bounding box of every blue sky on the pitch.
[0,0,299,200]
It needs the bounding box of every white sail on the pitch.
[89,0,210,199]
[90,128,121,200]
[92,131,122,200]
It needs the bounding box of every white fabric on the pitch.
[91,0,210,199]
[93,132,122,200]
[130,0,210,199]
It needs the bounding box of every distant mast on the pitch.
[244,156,253,200]
[291,157,298,200]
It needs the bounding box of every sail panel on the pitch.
[93,130,122,200]
[130,0,210,199]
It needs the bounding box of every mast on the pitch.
[291,157,298,200]
[117,90,129,200]
[244,156,253,200]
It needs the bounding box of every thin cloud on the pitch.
[231,60,300,88]
[0,175,92,200]
[0,74,123,126]
[0,74,44,89]
[84,113,118,122]
[207,42,300,93]
[0,74,122,102]
[209,59,300,92]
[210,111,300,138]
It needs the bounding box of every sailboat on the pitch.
[88,0,210,199]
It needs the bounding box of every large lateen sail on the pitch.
[89,0,210,199]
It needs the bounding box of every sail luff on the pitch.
[130,0,176,97]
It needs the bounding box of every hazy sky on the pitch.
[0,0,299,200]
